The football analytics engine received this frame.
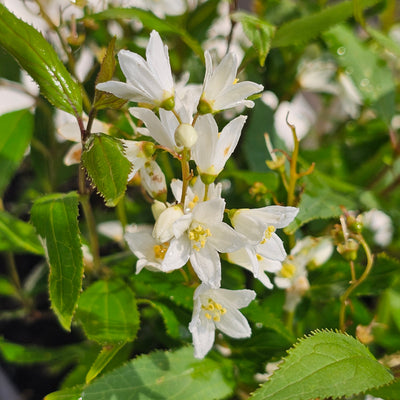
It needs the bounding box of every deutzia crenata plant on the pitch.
[1,2,399,400]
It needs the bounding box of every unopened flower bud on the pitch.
[153,205,183,243]
[337,238,359,261]
[160,96,175,111]
[175,123,198,149]
[266,155,285,171]
[151,200,167,220]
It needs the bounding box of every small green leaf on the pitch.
[369,378,400,400]
[76,279,140,344]
[0,5,82,115]
[231,12,275,66]
[0,278,17,297]
[90,8,204,61]
[271,0,380,48]
[0,210,44,255]
[324,24,395,122]
[31,192,83,331]
[250,330,394,400]
[366,26,400,57]
[93,37,127,111]
[0,109,33,196]
[82,347,234,400]
[82,133,131,207]
[44,385,84,400]
[86,342,126,384]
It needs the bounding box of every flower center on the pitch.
[187,195,199,211]
[153,242,170,260]
[188,224,211,251]
[260,225,276,244]
[202,298,226,322]
[280,262,296,278]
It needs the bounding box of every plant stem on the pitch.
[339,234,374,332]
[180,149,191,205]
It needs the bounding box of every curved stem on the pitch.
[339,234,374,332]
[180,149,191,205]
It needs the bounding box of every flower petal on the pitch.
[190,245,221,288]
[216,308,252,339]
[214,81,263,111]
[189,313,216,359]
[161,237,190,271]
[208,222,245,253]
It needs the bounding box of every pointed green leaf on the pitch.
[232,12,275,66]
[76,279,139,344]
[44,386,84,400]
[86,342,126,384]
[82,347,234,400]
[271,0,380,48]
[0,4,82,115]
[250,330,393,400]
[31,192,83,331]
[93,37,127,111]
[366,26,400,57]
[324,24,395,122]
[0,210,44,254]
[0,109,33,196]
[81,133,131,207]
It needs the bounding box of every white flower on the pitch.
[192,114,246,180]
[362,209,393,247]
[97,30,175,109]
[198,51,263,114]
[189,283,256,359]
[126,0,187,17]
[153,205,184,243]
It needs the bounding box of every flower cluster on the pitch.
[97,30,298,358]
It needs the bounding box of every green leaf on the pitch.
[271,0,380,48]
[31,192,83,331]
[81,133,131,207]
[86,342,126,384]
[90,8,204,61]
[82,347,234,400]
[93,37,127,111]
[44,385,84,400]
[324,24,395,122]
[227,170,279,191]
[76,279,140,344]
[366,25,400,57]
[0,5,82,115]
[369,379,400,400]
[0,210,44,255]
[250,330,393,400]
[0,109,33,196]
[0,277,16,297]
[232,12,275,66]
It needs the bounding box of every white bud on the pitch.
[151,200,167,221]
[153,205,183,243]
[174,123,198,149]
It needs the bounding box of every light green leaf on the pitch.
[81,133,131,207]
[90,8,204,61]
[271,0,380,48]
[76,279,140,344]
[324,24,395,122]
[0,109,33,196]
[0,210,44,255]
[0,5,82,115]
[366,25,400,57]
[0,277,16,297]
[44,386,84,400]
[31,192,83,331]
[232,12,275,66]
[82,347,234,400]
[250,330,394,400]
[86,342,126,384]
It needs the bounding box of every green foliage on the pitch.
[0,5,82,115]
[76,279,140,344]
[31,192,83,330]
[250,330,394,400]
[0,109,33,196]
[44,386,84,400]
[81,346,234,400]
[82,133,131,207]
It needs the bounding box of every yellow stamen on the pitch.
[280,263,296,279]
[202,298,225,323]
[189,224,211,251]
[153,242,170,260]
[260,225,276,244]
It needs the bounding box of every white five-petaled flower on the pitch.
[198,51,263,114]
[153,198,244,288]
[192,114,246,181]
[228,206,299,288]
[96,30,175,109]
[189,283,256,359]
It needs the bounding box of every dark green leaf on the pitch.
[0,109,33,196]
[0,210,44,254]
[82,133,131,207]
[271,0,381,48]
[250,330,393,400]
[232,12,275,66]
[82,347,234,400]
[31,192,83,331]
[369,378,400,400]
[0,5,82,115]
[76,279,140,344]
